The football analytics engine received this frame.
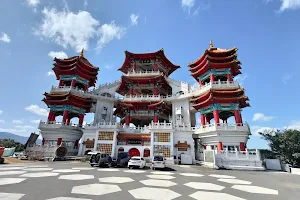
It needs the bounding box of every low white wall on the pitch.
[291,168,300,175]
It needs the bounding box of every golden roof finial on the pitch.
[80,48,84,57]
[209,40,214,48]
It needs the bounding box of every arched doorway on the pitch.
[129,148,140,158]
[118,147,124,153]
[143,148,150,157]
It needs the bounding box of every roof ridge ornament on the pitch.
[80,48,84,57]
[209,40,214,49]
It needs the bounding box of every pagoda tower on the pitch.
[39,50,99,155]
[114,49,180,127]
[189,41,250,151]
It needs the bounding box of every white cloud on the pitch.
[48,51,68,59]
[250,125,277,136]
[0,125,36,137]
[0,120,5,124]
[181,0,195,10]
[282,74,291,84]
[96,21,126,51]
[15,125,34,129]
[35,8,99,52]
[0,33,10,43]
[234,74,248,86]
[26,0,40,12]
[279,0,300,12]
[84,0,88,9]
[130,14,139,26]
[0,110,3,115]
[252,113,274,121]
[25,105,49,117]
[12,120,24,124]
[285,120,300,130]
[30,119,41,124]
[47,71,55,76]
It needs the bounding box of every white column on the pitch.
[111,131,118,157]
[93,130,99,151]
[150,132,154,159]
[170,132,174,158]
[77,139,84,156]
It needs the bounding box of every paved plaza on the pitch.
[0,162,299,200]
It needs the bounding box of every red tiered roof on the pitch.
[118,49,180,76]
[43,92,93,112]
[188,41,241,80]
[116,74,172,96]
[53,50,99,87]
[190,88,250,110]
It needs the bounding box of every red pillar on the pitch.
[227,74,233,81]
[154,115,159,123]
[217,142,223,151]
[199,80,203,87]
[125,115,130,126]
[59,80,63,87]
[129,87,134,95]
[57,138,62,146]
[74,140,79,149]
[154,63,158,71]
[240,113,243,124]
[154,87,159,96]
[79,114,84,126]
[71,79,76,87]
[84,84,89,91]
[240,142,246,151]
[210,74,215,82]
[234,110,241,125]
[66,118,71,125]
[203,144,206,150]
[200,114,205,126]
[62,110,69,124]
[213,110,220,125]
[42,138,45,145]
[51,112,56,121]
[48,110,54,122]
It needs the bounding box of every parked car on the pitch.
[152,155,166,170]
[88,151,112,167]
[128,156,146,169]
[110,152,130,168]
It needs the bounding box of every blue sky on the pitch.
[0,0,300,149]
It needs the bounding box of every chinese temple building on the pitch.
[38,41,251,163]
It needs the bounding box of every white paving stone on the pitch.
[23,168,53,171]
[25,165,49,168]
[71,183,121,196]
[0,171,26,176]
[20,172,59,178]
[129,187,181,200]
[0,167,26,171]
[232,185,279,195]
[0,178,26,186]
[123,170,146,173]
[99,177,134,183]
[218,178,252,185]
[52,169,80,173]
[97,168,120,172]
[46,197,91,200]
[140,179,177,187]
[179,173,204,177]
[184,182,225,191]
[146,175,175,180]
[209,174,236,179]
[59,174,94,180]
[179,165,191,168]
[72,167,94,170]
[189,191,245,200]
[0,192,25,200]
[151,171,174,175]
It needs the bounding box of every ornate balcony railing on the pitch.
[126,70,162,76]
[85,122,121,129]
[148,121,173,129]
[192,122,250,134]
[38,121,82,130]
[121,94,162,101]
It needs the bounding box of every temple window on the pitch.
[97,144,112,154]
[98,132,114,140]
[154,133,170,142]
[154,145,171,157]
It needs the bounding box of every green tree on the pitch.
[0,139,25,152]
[259,129,300,167]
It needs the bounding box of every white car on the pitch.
[152,155,166,170]
[128,156,146,169]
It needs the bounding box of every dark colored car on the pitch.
[89,152,112,167]
[110,152,130,167]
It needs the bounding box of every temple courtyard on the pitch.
[0,162,299,200]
